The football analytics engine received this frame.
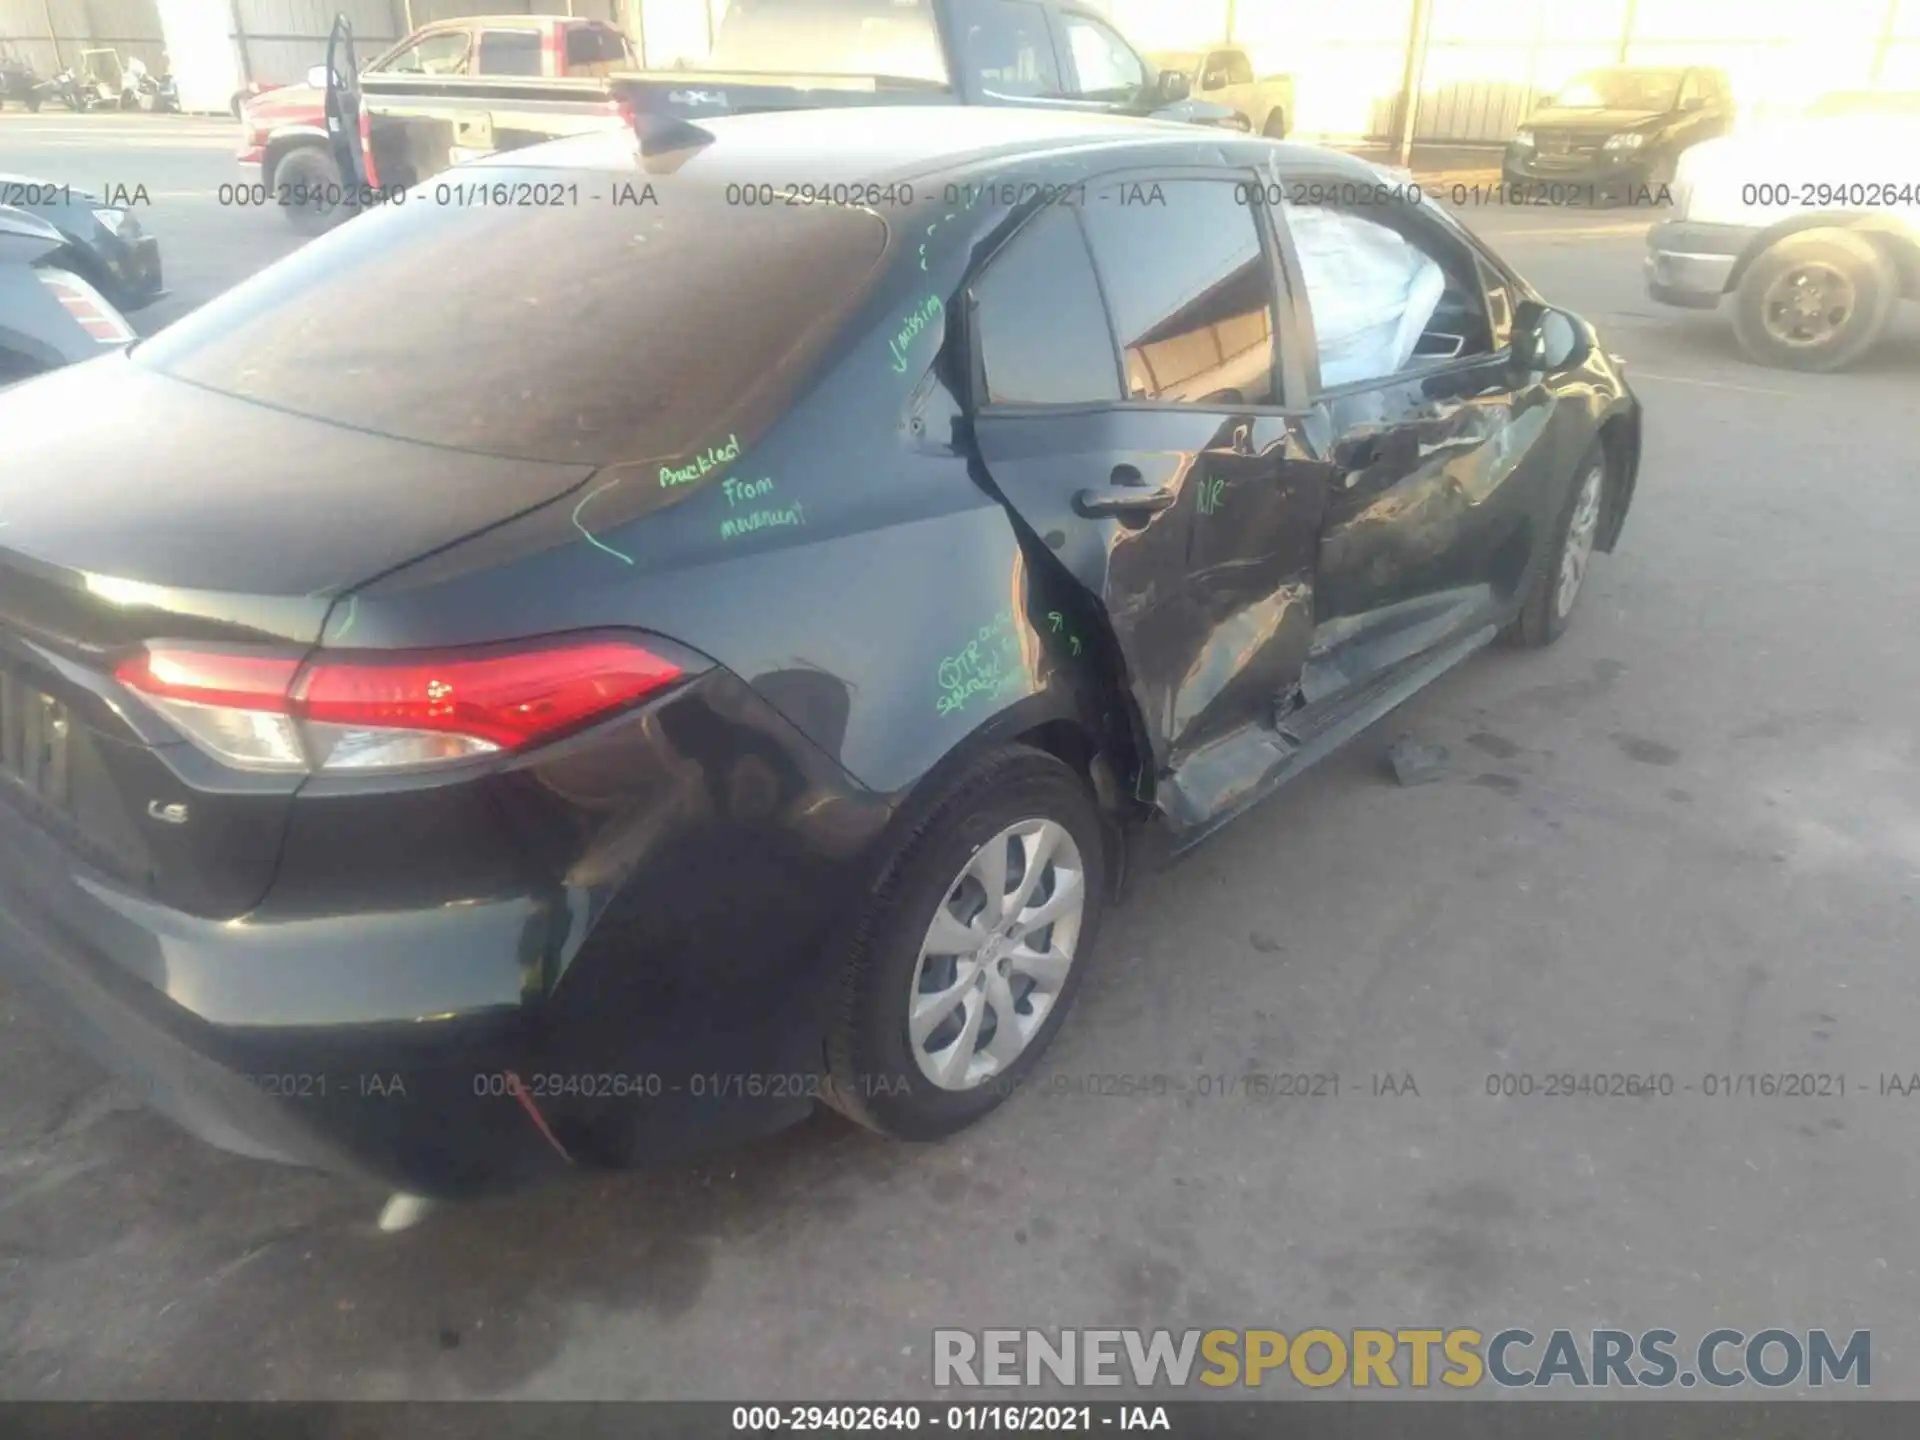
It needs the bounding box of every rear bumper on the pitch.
[0,670,892,1198]
[1644,219,1758,309]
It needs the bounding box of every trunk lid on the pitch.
[0,358,594,917]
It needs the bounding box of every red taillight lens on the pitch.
[296,642,682,750]
[115,639,683,774]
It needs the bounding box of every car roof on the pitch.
[501,105,1374,186]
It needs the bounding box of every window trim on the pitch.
[1269,175,1515,400]
[966,164,1310,419]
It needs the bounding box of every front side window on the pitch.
[475,30,542,77]
[962,0,1062,99]
[378,30,472,76]
[1077,179,1278,406]
[1283,201,1491,390]
[1061,15,1147,100]
[972,204,1120,406]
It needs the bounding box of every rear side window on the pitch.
[476,30,542,76]
[565,24,633,71]
[961,0,1062,99]
[1076,179,1278,405]
[134,171,889,466]
[972,204,1121,406]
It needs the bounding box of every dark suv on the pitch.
[1504,65,1735,200]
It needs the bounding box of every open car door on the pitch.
[323,13,374,217]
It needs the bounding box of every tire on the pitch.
[822,746,1109,1140]
[1503,440,1608,649]
[275,146,346,237]
[1262,108,1286,140]
[27,92,41,112]
[1731,228,1897,373]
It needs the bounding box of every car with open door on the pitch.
[0,108,1640,1204]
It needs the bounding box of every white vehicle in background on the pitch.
[1644,89,1920,371]
[1146,43,1292,137]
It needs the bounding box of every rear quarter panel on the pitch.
[336,175,1116,799]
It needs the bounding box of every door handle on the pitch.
[1074,486,1178,519]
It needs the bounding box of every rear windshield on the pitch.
[134,165,890,466]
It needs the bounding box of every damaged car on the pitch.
[0,108,1640,1204]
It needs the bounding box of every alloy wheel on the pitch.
[1555,463,1605,619]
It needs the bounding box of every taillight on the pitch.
[40,269,134,344]
[114,638,683,775]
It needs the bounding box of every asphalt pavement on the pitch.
[2,110,1919,1403]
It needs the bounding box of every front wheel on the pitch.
[1504,441,1608,648]
[1732,228,1897,373]
[1262,108,1287,139]
[823,746,1109,1140]
[275,146,347,236]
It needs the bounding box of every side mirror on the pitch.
[306,63,329,89]
[1513,301,1589,373]
[1158,69,1190,103]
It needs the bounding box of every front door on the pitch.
[967,173,1325,825]
[1271,185,1562,694]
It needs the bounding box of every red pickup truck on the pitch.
[238,12,634,233]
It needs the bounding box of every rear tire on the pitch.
[1503,440,1608,649]
[1732,229,1896,373]
[822,746,1108,1141]
[275,146,347,237]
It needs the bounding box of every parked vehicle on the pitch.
[240,12,639,234]
[80,48,128,109]
[1147,43,1291,137]
[0,206,136,383]
[0,174,165,313]
[33,67,91,112]
[0,107,1640,1200]
[1504,64,1735,201]
[253,0,1234,234]
[1644,88,1920,372]
[0,45,45,110]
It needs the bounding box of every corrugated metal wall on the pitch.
[3,0,1914,132]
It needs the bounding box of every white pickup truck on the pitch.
[1644,89,1920,371]
[1147,43,1291,137]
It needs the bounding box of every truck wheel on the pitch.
[1732,228,1897,373]
[276,147,347,237]
[1262,109,1286,139]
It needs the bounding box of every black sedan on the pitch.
[0,108,1640,1202]
[0,173,164,312]
[1503,64,1736,200]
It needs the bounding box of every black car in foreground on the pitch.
[0,108,1640,1201]
[1504,64,1735,200]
